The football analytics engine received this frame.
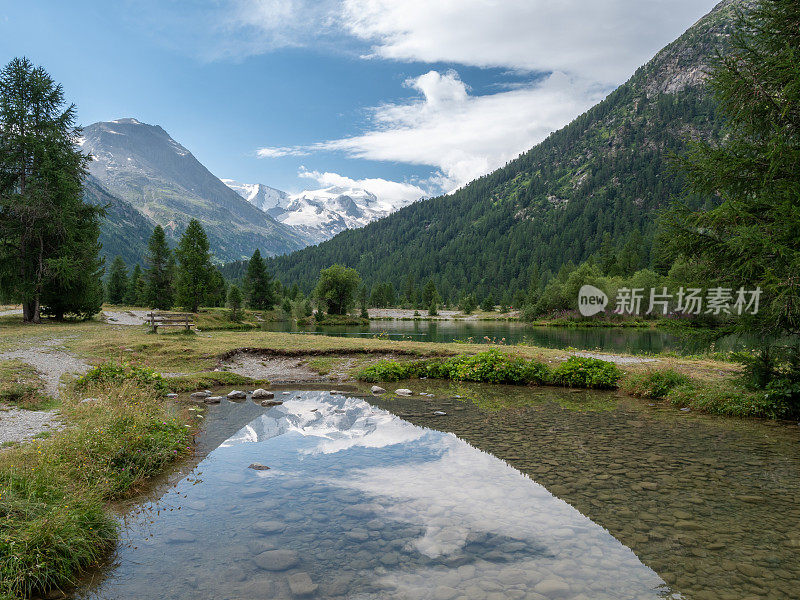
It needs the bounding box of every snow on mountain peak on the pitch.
[223,179,416,245]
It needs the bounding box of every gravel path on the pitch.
[103,309,149,326]
[0,338,90,398]
[0,406,62,445]
[0,308,22,317]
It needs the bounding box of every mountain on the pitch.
[83,174,154,267]
[223,180,420,245]
[267,0,741,301]
[80,119,307,261]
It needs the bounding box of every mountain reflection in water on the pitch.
[75,391,676,600]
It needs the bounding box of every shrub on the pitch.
[666,381,789,419]
[76,362,168,393]
[358,360,414,382]
[444,350,549,385]
[549,356,622,389]
[621,369,690,399]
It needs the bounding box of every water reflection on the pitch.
[75,392,675,599]
[262,320,764,354]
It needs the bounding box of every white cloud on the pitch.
[342,0,719,84]
[298,167,428,209]
[284,70,605,191]
[256,146,310,158]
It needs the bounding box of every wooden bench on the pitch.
[147,312,195,333]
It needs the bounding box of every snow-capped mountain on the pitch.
[80,119,307,260]
[220,180,290,215]
[224,180,419,244]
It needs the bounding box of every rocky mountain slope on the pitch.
[267,0,742,299]
[224,179,419,245]
[81,119,307,261]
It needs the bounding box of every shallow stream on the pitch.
[73,384,800,600]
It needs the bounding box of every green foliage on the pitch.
[480,295,495,312]
[667,0,800,338]
[144,225,173,310]
[175,219,212,312]
[125,264,145,306]
[226,284,242,321]
[244,248,275,310]
[76,362,168,393]
[106,256,128,305]
[314,264,362,315]
[0,57,105,323]
[166,371,268,393]
[621,369,690,399]
[666,380,790,419]
[460,293,477,315]
[549,356,622,389]
[359,350,555,387]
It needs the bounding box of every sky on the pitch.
[0,0,720,202]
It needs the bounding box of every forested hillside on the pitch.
[267,0,741,301]
[83,175,154,266]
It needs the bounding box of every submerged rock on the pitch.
[287,572,318,597]
[248,463,270,471]
[253,549,299,571]
[261,399,283,407]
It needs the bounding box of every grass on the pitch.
[0,381,193,599]
[357,350,622,389]
[166,371,270,392]
[0,361,56,411]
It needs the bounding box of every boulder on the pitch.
[253,549,299,571]
[252,389,274,399]
[395,389,412,396]
[190,391,210,399]
[204,396,223,404]
[371,386,386,394]
[227,390,247,399]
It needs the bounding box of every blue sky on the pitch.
[1,0,719,201]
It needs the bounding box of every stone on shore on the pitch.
[252,388,274,399]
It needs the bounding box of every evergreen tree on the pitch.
[421,279,440,308]
[244,248,275,310]
[126,264,145,306]
[106,256,129,305]
[145,225,173,310]
[460,293,477,315]
[0,57,103,322]
[480,294,495,312]
[175,219,212,312]
[206,267,227,308]
[669,0,800,338]
[227,284,242,322]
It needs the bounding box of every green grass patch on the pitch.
[0,360,56,411]
[357,350,611,388]
[666,380,789,419]
[0,381,192,599]
[621,369,691,399]
[76,362,169,394]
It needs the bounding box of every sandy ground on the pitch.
[102,309,149,325]
[222,354,331,384]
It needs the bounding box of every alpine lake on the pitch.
[71,381,800,600]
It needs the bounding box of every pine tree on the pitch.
[227,284,242,322]
[421,279,440,308]
[206,267,227,308]
[175,219,212,312]
[145,225,173,310]
[669,0,800,337]
[0,57,104,322]
[244,249,275,310]
[126,264,145,305]
[106,256,129,305]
